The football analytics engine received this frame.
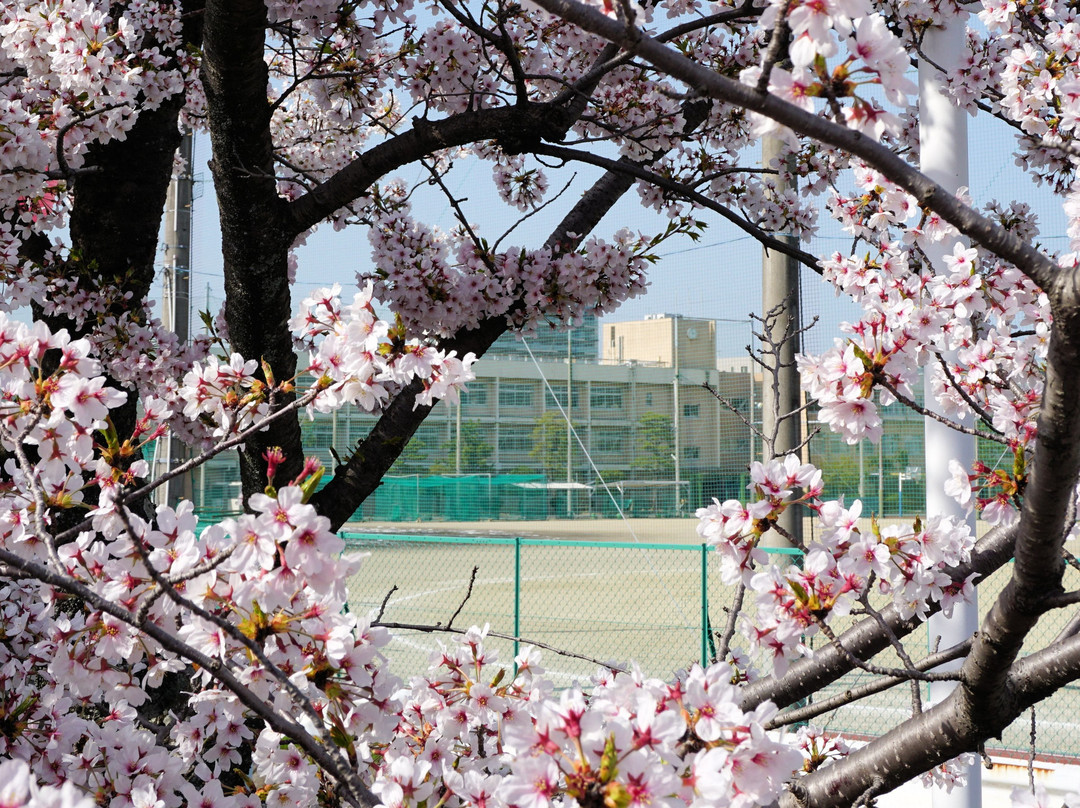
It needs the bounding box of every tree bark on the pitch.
[201,0,303,498]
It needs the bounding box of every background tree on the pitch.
[430,422,495,475]
[632,412,675,478]
[529,411,572,479]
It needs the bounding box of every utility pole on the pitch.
[760,134,803,548]
[159,130,194,508]
[920,10,980,807]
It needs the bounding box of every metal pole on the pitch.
[567,330,573,516]
[514,536,522,660]
[455,399,462,475]
[760,135,802,548]
[673,316,681,515]
[700,542,708,666]
[920,9,980,806]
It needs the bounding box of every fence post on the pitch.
[514,536,521,661]
[700,542,708,667]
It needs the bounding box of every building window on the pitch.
[645,393,653,406]
[545,383,580,409]
[463,382,489,408]
[593,426,631,454]
[683,403,701,418]
[499,383,533,408]
[498,426,532,453]
[682,446,701,460]
[590,385,624,409]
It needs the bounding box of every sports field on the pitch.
[342,516,1080,759]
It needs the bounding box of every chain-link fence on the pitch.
[343,532,1080,760]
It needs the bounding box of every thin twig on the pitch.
[876,376,1009,445]
[755,0,793,95]
[716,580,746,662]
[135,545,237,625]
[373,621,628,672]
[857,593,924,713]
[446,565,479,631]
[375,585,399,623]
[813,615,962,683]
[702,382,763,439]
[767,637,973,729]
[853,776,885,808]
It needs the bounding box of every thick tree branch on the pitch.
[202,0,304,498]
[525,0,1061,291]
[532,143,822,272]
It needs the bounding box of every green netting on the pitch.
[348,474,551,521]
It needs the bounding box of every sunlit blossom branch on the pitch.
[0,545,378,808]
[113,500,325,731]
[5,407,59,569]
[134,544,237,625]
[52,385,324,547]
[525,0,1061,291]
[933,352,1003,434]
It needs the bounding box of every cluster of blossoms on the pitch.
[374,626,802,808]
[800,162,1049,530]
[0,293,871,808]
[362,186,650,337]
[290,281,476,411]
[697,456,976,672]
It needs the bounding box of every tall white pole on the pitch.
[920,11,980,807]
[761,135,803,547]
[160,130,194,508]
[567,329,574,515]
[673,315,682,513]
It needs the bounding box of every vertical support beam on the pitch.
[761,135,803,547]
[920,11,980,807]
